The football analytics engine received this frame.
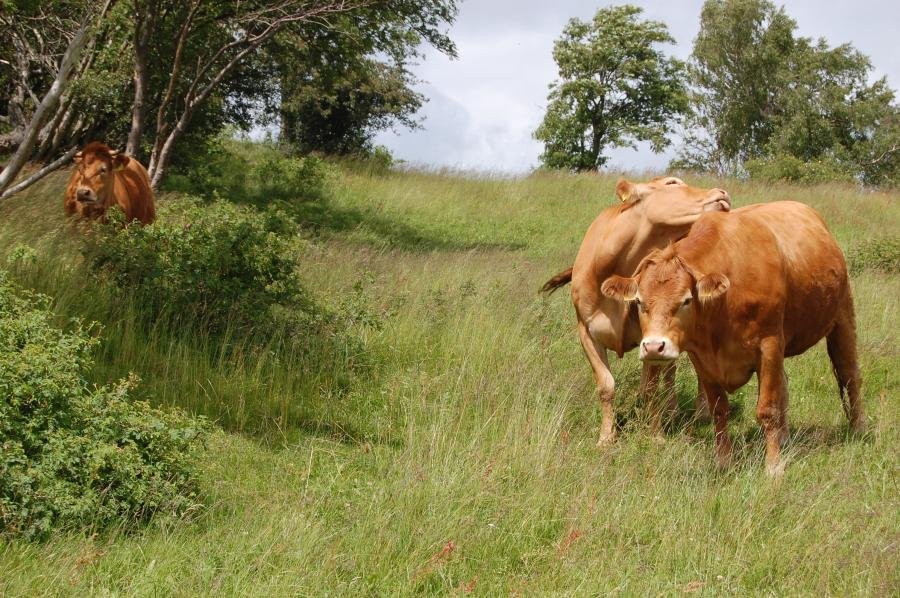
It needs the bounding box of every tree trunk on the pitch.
[127,6,153,156]
[0,23,90,195]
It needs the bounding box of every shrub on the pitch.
[746,153,856,184]
[846,237,900,275]
[85,198,320,335]
[0,272,206,540]
[164,137,335,206]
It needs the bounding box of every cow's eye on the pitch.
[682,297,692,307]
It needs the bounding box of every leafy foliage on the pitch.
[675,0,899,186]
[85,198,316,336]
[846,237,900,275]
[277,2,457,155]
[744,153,855,184]
[0,272,206,540]
[164,137,335,206]
[534,5,688,171]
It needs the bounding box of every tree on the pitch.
[534,5,688,171]
[277,2,458,155]
[0,1,114,198]
[0,0,460,195]
[674,0,795,173]
[675,0,899,185]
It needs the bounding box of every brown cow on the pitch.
[64,142,155,224]
[541,177,731,444]
[601,201,863,475]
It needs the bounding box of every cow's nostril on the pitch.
[642,340,665,355]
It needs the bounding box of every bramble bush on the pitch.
[846,236,900,275]
[745,153,856,184]
[85,198,326,336]
[164,137,335,207]
[0,272,207,540]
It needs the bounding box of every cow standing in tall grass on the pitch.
[64,142,155,225]
[542,177,731,444]
[601,202,863,474]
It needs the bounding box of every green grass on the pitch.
[0,164,897,595]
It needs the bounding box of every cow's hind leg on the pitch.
[758,337,789,477]
[694,376,710,421]
[826,305,864,432]
[578,320,616,446]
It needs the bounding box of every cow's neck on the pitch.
[611,214,691,276]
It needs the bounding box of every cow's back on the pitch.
[111,159,155,224]
[686,202,849,358]
[738,202,849,355]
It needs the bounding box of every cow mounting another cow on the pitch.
[541,176,731,444]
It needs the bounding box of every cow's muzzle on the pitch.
[639,336,680,362]
[76,187,97,203]
[703,188,731,212]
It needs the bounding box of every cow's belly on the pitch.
[689,343,756,394]
[586,312,618,351]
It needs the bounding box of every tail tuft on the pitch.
[540,267,573,295]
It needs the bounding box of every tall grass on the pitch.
[0,159,897,595]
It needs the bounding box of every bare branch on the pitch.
[0,146,78,200]
[864,144,899,166]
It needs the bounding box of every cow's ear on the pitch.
[696,273,729,303]
[616,179,636,203]
[601,275,638,301]
[112,153,130,171]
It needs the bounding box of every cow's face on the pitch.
[616,176,731,227]
[601,252,729,363]
[71,148,129,206]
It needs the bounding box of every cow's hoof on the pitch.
[777,425,790,448]
[849,417,866,435]
[694,401,711,422]
[714,450,732,470]
[766,459,785,479]
[596,432,616,447]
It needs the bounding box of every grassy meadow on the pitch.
[0,162,897,595]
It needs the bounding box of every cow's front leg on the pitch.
[578,321,616,446]
[702,380,732,469]
[758,337,789,477]
[641,361,677,439]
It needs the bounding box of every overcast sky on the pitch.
[373,0,900,174]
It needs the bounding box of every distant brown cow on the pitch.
[601,201,863,475]
[541,177,731,444]
[64,142,155,224]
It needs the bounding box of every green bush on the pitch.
[86,198,321,335]
[0,272,206,540]
[746,153,856,184]
[163,137,335,206]
[846,237,900,275]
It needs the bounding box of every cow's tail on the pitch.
[540,267,573,295]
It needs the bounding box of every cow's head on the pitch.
[71,142,130,207]
[616,176,730,226]
[600,247,729,363]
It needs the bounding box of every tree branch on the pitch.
[0,146,78,199]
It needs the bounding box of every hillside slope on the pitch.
[1,165,897,595]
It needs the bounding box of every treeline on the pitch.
[0,0,457,194]
[536,1,899,186]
